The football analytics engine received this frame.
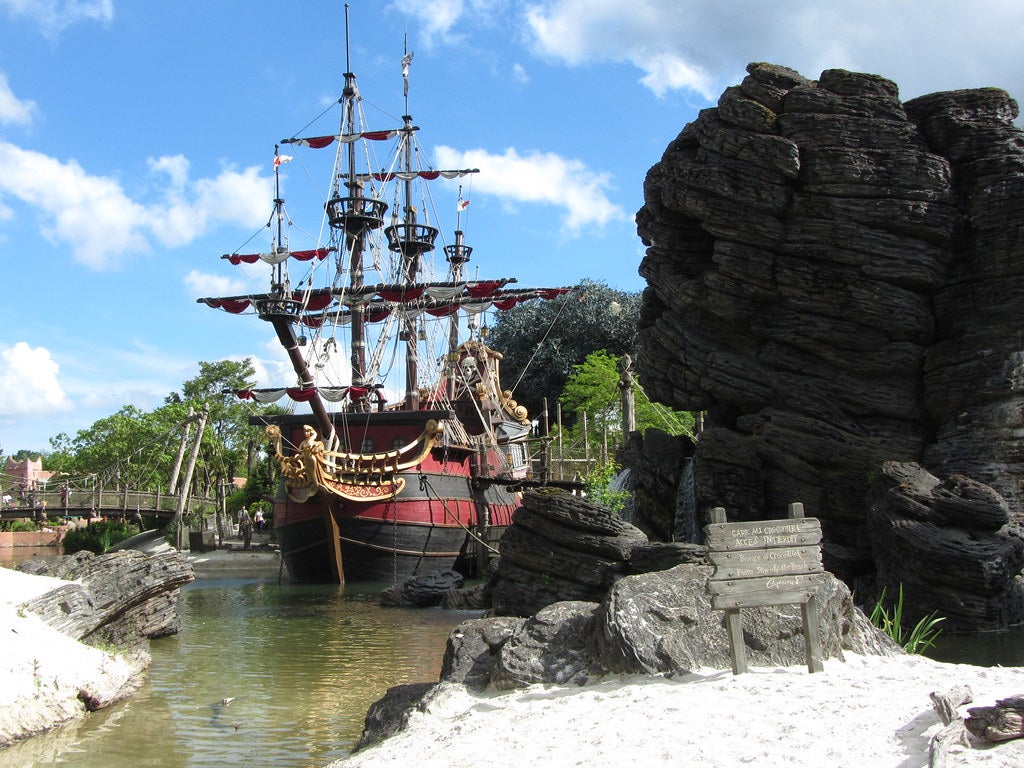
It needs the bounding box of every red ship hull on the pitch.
[263,411,519,583]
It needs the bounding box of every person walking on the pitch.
[238,506,253,550]
[253,508,264,532]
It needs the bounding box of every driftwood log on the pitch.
[965,695,1024,742]
[928,685,972,768]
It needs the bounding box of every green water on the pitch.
[0,577,471,768]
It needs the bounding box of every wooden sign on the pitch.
[706,503,825,674]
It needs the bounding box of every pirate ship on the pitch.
[198,12,571,583]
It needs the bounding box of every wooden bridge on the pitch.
[0,488,219,525]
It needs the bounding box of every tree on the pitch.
[45,359,284,497]
[557,350,694,448]
[487,279,641,424]
[46,403,193,490]
[169,359,268,487]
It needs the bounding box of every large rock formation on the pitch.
[634,63,1024,621]
[868,461,1024,631]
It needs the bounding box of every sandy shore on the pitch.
[5,561,1024,766]
[0,566,145,747]
[333,654,1024,768]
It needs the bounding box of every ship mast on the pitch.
[261,148,338,447]
[384,38,439,409]
[324,7,388,407]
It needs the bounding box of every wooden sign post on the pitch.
[706,502,825,675]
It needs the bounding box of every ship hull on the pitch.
[262,412,520,584]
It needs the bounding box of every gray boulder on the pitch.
[440,616,524,691]
[440,565,900,691]
[868,461,1024,630]
[491,601,602,689]
[490,489,648,617]
[595,565,900,676]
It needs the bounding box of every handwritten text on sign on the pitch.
[706,517,824,610]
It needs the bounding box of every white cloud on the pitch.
[522,0,1024,101]
[0,0,113,37]
[0,142,272,269]
[434,144,627,233]
[511,63,529,85]
[183,270,247,299]
[392,0,466,46]
[391,0,506,47]
[149,157,271,248]
[0,72,37,126]
[0,342,71,419]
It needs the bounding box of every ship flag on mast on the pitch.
[402,50,413,97]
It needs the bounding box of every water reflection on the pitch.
[924,627,1024,668]
[0,544,62,568]
[0,578,470,768]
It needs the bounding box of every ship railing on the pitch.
[254,296,305,321]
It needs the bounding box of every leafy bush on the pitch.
[584,461,630,514]
[0,520,41,532]
[869,585,944,654]
[62,521,138,555]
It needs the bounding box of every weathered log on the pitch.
[965,695,1024,742]
[520,488,632,535]
[18,549,194,644]
[928,685,973,768]
[513,505,647,560]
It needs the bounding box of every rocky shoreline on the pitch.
[0,536,287,749]
[0,548,194,747]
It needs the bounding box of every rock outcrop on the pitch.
[356,488,899,750]
[439,565,898,693]
[1,549,194,747]
[489,489,649,617]
[868,461,1024,631]
[18,548,194,646]
[633,62,1024,624]
[448,490,894,689]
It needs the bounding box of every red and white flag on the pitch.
[457,199,470,212]
[274,155,293,167]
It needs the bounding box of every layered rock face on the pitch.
[635,63,1024,585]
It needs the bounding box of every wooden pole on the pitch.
[556,403,564,482]
[168,406,194,494]
[618,354,636,436]
[174,403,209,550]
[582,412,590,480]
[540,397,551,483]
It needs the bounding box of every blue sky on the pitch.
[1,0,1023,454]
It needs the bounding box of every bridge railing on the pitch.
[1,488,219,517]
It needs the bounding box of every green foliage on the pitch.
[559,350,621,427]
[869,585,945,654]
[62,521,138,555]
[0,519,42,532]
[44,359,286,502]
[487,279,641,419]
[583,461,630,513]
[47,403,192,487]
[8,448,44,461]
[556,350,694,448]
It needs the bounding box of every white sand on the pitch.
[4,564,1024,765]
[335,655,1024,768]
[0,566,145,747]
